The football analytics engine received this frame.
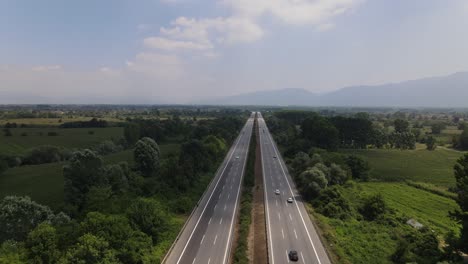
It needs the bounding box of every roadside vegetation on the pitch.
[266,109,468,263]
[0,105,248,263]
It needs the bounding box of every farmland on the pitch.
[341,148,461,188]
[0,127,124,155]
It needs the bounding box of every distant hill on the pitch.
[199,72,468,107]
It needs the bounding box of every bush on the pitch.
[93,140,122,155]
[22,145,66,165]
[359,194,386,221]
[313,186,352,220]
[47,132,58,136]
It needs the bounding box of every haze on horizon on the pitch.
[1,0,468,104]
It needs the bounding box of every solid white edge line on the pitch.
[265,119,323,264]
[260,116,275,264]
[175,119,250,264]
[221,119,253,264]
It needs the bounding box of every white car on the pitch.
[274,189,280,195]
[287,197,294,203]
[235,156,240,159]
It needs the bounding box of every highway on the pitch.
[258,112,331,264]
[163,113,255,264]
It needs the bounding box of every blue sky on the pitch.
[1,0,468,103]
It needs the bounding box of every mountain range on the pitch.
[199,72,468,108]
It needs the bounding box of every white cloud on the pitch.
[126,52,185,79]
[144,36,213,51]
[32,65,62,72]
[224,0,363,25]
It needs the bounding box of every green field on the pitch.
[314,182,460,264]
[0,143,180,210]
[0,117,123,126]
[341,148,461,188]
[0,127,124,155]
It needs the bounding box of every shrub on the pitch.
[22,145,65,165]
[359,194,386,221]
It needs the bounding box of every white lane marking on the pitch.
[175,121,247,264]
[192,258,196,264]
[214,235,218,245]
[208,258,211,264]
[208,217,212,224]
[220,218,223,225]
[275,199,278,207]
[222,185,225,190]
[261,123,275,264]
[200,235,205,245]
[214,204,217,210]
[294,229,298,239]
[266,125,323,264]
[289,213,292,221]
[281,229,284,239]
[230,185,232,190]
[219,193,221,199]
[227,193,230,199]
[301,252,305,263]
[283,191,285,196]
[286,250,290,263]
[222,124,252,264]
[278,212,281,220]
[224,205,227,211]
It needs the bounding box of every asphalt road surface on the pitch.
[164,113,255,264]
[258,112,331,264]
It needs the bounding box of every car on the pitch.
[235,156,240,159]
[287,197,294,203]
[274,189,280,195]
[273,156,277,159]
[288,250,299,262]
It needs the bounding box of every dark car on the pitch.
[288,250,299,261]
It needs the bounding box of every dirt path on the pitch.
[247,119,268,264]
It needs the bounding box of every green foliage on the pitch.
[61,234,119,264]
[394,119,410,133]
[389,132,416,149]
[301,115,339,150]
[63,150,105,209]
[25,223,60,264]
[391,228,442,264]
[431,122,447,135]
[0,196,55,242]
[123,123,140,145]
[359,194,387,221]
[0,241,27,264]
[313,186,352,220]
[298,167,328,200]
[126,198,169,243]
[22,145,66,165]
[80,212,152,263]
[290,151,310,176]
[93,140,122,155]
[329,163,348,185]
[345,155,370,181]
[453,153,468,252]
[425,135,437,150]
[134,137,160,177]
[457,128,468,150]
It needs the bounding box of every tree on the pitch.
[298,167,328,200]
[425,136,437,151]
[313,186,352,220]
[345,155,370,181]
[25,223,60,264]
[63,150,105,209]
[80,212,152,263]
[126,198,168,243]
[22,145,64,165]
[134,137,160,177]
[123,123,140,145]
[290,152,310,176]
[0,240,27,263]
[61,234,119,264]
[0,196,54,242]
[431,123,446,135]
[457,129,468,150]
[452,154,468,252]
[301,115,339,150]
[360,194,386,221]
[394,119,410,133]
[329,163,348,185]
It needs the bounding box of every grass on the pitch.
[0,127,124,155]
[341,148,460,188]
[312,182,460,264]
[0,143,181,210]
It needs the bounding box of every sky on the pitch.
[1,0,468,104]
